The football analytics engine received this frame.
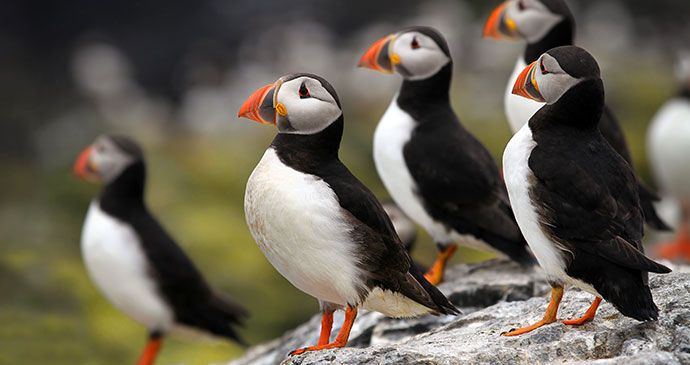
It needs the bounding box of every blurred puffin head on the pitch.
[73,135,143,184]
[358,26,451,81]
[483,0,574,44]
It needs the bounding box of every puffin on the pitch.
[238,73,458,355]
[647,54,690,261]
[483,0,670,232]
[358,26,534,286]
[502,45,671,336]
[74,135,248,364]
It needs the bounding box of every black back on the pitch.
[98,160,248,342]
[397,63,533,264]
[271,116,458,315]
[527,79,670,320]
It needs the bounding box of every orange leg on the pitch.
[655,221,690,262]
[424,244,458,285]
[317,310,335,346]
[562,297,602,326]
[136,334,162,365]
[290,306,358,356]
[503,287,563,336]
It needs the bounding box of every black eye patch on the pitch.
[299,83,310,98]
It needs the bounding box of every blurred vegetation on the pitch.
[0,0,686,364]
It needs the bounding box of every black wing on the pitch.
[320,160,458,315]
[403,110,529,262]
[528,131,669,274]
[600,106,670,231]
[129,208,249,341]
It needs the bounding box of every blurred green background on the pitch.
[1,0,688,364]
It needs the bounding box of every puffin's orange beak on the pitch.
[358,34,396,74]
[73,145,99,181]
[238,82,278,125]
[512,61,545,102]
[483,1,520,40]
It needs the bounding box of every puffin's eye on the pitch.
[518,0,525,11]
[540,60,547,74]
[299,83,310,98]
[411,37,420,49]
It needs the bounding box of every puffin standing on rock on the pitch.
[74,135,248,364]
[647,54,690,261]
[483,0,670,232]
[502,46,671,336]
[239,73,458,355]
[358,26,534,286]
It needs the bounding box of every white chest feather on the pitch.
[505,57,544,133]
[373,97,498,252]
[244,148,366,307]
[503,125,600,296]
[81,201,174,332]
[647,98,690,201]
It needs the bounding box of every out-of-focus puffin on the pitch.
[647,54,690,261]
[502,46,670,336]
[358,26,534,285]
[483,0,670,231]
[74,135,248,365]
[238,73,458,355]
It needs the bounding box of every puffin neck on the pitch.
[530,79,604,132]
[678,85,690,100]
[271,115,344,169]
[397,62,452,111]
[524,20,574,63]
[99,160,146,211]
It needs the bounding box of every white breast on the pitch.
[81,201,174,332]
[244,148,366,307]
[505,57,544,134]
[373,96,498,253]
[503,125,599,296]
[647,98,690,202]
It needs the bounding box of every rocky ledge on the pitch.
[228,259,690,365]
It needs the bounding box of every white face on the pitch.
[274,76,342,135]
[390,31,450,81]
[506,0,564,43]
[533,53,583,104]
[90,135,137,183]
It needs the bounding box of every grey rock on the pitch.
[228,259,690,365]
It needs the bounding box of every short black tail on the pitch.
[408,264,460,316]
[177,293,250,346]
[568,251,663,322]
[599,270,660,322]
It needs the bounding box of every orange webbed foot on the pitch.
[424,244,458,285]
[502,287,563,336]
[289,307,357,356]
[561,297,601,326]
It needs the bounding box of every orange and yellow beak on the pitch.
[483,1,520,40]
[238,81,281,125]
[73,145,100,182]
[512,61,545,102]
[358,34,397,74]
